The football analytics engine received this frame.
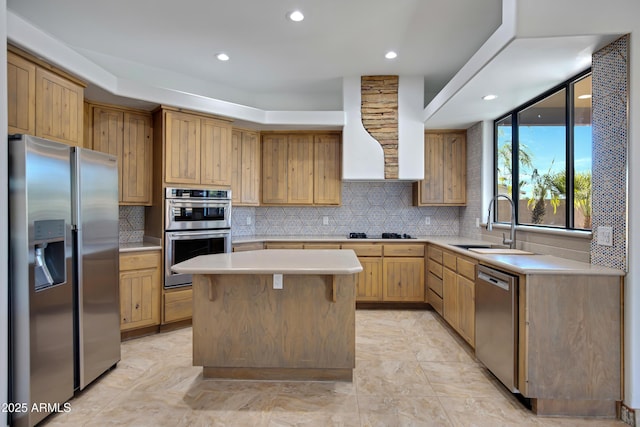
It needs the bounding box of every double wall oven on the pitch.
[164,188,231,289]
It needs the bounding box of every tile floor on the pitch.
[43,309,625,426]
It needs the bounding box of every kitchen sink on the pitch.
[451,244,493,250]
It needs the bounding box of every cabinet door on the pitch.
[231,130,261,206]
[165,111,201,184]
[7,52,36,136]
[35,67,84,146]
[356,257,383,301]
[122,112,153,205]
[262,134,289,204]
[314,134,341,205]
[443,267,459,329]
[457,275,475,347]
[383,257,425,302]
[164,288,193,323]
[201,118,232,186]
[444,133,466,204]
[92,107,123,156]
[420,133,444,204]
[120,267,160,331]
[231,130,242,204]
[288,134,314,204]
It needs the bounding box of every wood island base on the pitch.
[192,272,356,381]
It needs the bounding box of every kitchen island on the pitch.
[171,249,362,381]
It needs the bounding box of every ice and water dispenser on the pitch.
[33,219,66,291]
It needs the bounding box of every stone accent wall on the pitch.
[591,35,629,270]
[361,75,399,179]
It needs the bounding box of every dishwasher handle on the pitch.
[477,271,510,291]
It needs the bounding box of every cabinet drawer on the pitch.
[428,259,443,279]
[428,246,443,263]
[120,251,161,271]
[428,272,443,297]
[233,242,264,252]
[443,252,457,270]
[341,243,383,257]
[457,257,476,281]
[265,242,304,249]
[383,244,425,257]
[303,243,341,249]
[428,289,443,315]
[164,288,193,323]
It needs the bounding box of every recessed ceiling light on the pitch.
[578,94,592,99]
[288,10,304,22]
[482,94,498,101]
[216,53,230,61]
[385,51,398,60]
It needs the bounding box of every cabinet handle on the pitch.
[135,303,140,309]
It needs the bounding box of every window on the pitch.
[494,70,592,230]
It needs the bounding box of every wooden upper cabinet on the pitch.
[163,109,232,187]
[314,134,341,205]
[121,112,153,204]
[7,48,85,146]
[262,134,289,204]
[262,132,342,206]
[164,110,201,185]
[89,104,153,205]
[414,131,466,206]
[287,134,314,205]
[7,51,36,136]
[201,118,232,186]
[444,133,466,204]
[92,107,123,156]
[231,129,260,206]
[35,67,84,146]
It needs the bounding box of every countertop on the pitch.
[171,249,363,275]
[232,235,624,277]
[119,239,162,253]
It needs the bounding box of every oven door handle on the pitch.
[168,199,229,206]
[167,230,230,238]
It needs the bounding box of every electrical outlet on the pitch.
[476,218,480,228]
[246,216,252,225]
[597,226,613,246]
[273,274,283,290]
[425,216,431,225]
[323,216,329,226]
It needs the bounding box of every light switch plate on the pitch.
[323,216,329,226]
[597,226,613,246]
[425,216,431,225]
[246,216,252,225]
[273,274,283,289]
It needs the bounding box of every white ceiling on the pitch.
[6,0,630,129]
[7,0,502,111]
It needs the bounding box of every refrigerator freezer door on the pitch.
[72,147,121,390]
[9,135,75,427]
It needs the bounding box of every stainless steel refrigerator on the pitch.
[9,135,121,427]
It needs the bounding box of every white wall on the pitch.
[1,1,9,424]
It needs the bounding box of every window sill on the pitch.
[481,222,593,240]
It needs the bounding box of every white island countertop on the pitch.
[171,249,363,275]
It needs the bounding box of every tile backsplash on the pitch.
[119,206,145,244]
[232,181,459,237]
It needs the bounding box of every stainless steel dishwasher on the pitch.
[475,264,519,392]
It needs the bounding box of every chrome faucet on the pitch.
[486,194,516,249]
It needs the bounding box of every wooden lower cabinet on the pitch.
[119,251,161,332]
[164,288,193,324]
[233,242,265,252]
[430,244,476,347]
[355,257,383,301]
[383,257,425,302]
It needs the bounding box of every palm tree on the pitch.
[527,163,562,224]
[545,170,592,229]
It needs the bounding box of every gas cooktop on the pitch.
[348,232,416,239]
